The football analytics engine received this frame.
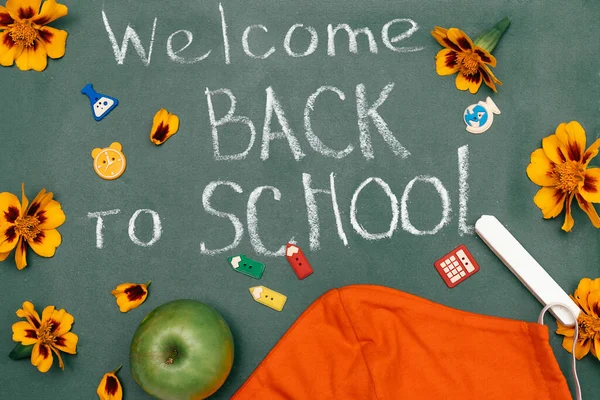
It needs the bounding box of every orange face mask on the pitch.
[233,285,576,400]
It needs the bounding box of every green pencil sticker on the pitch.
[227,255,265,279]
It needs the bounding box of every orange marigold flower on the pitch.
[556,278,600,360]
[0,183,66,270]
[97,366,123,400]
[431,26,501,94]
[0,0,69,71]
[526,121,600,231]
[12,301,78,372]
[150,108,180,145]
[111,281,151,312]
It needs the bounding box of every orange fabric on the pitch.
[233,285,572,400]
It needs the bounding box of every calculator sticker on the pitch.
[250,286,287,311]
[434,245,480,288]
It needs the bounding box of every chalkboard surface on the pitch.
[1,0,599,398]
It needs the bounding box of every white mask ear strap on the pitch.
[538,303,581,400]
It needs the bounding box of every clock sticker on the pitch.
[91,142,127,180]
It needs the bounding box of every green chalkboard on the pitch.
[1,0,599,398]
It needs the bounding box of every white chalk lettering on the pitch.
[261,87,306,160]
[381,18,424,53]
[327,23,378,56]
[200,181,244,255]
[302,172,348,250]
[242,25,275,59]
[284,23,318,57]
[401,176,451,235]
[356,83,410,159]
[87,209,121,249]
[304,86,354,158]
[219,3,231,64]
[247,186,290,256]
[101,10,157,66]
[350,177,398,240]
[458,145,474,235]
[167,30,211,64]
[128,209,162,247]
[205,88,257,161]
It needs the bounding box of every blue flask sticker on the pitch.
[81,83,119,121]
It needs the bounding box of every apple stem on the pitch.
[165,349,178,365]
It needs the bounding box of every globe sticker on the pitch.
[463,97,501,134]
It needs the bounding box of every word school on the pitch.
[87,145,473,257]
[101,4,424,66]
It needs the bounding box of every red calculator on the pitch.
[434,245,480,288]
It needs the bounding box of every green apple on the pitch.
[130,299,234,400]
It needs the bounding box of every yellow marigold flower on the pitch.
[111,281,151,312]
[0,183,66,270]
[431,26,501,94]
[12,301,78,372]
[526,121,600,232]
[556,278,600,360]
[150,108,180,145]
[97,366,123,400]
[0,0,68,71]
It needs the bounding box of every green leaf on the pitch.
[9,343,33,360]
[474,17,511,53]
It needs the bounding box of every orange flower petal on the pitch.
[480,64,501,92]
[42,305,74,337]
[455,70,482,94]
[435,48,459,76]
[526,148,556,187]
[111,282,150,312]
[6,0,41,20]
[150,108,180,145]
[561,193,575,232]
[15,237,28,270]
[0,5,15,27]
[533,186,566,219]
[31,342,53,373]
[556,320,575,337]
[542,134,567,164]
[20,183,29,213]
[555,121,586,162]
[50,345,64,369]
[431,26,461,52]
[54,331,78,354]
[37,199,66,230]
[25,188,51,217]
[16,301,41,329]
[582,138,600,166]
[474,47,496,67]
[27,228,61,257]
[32,0,67,25]
[37,26,67,59]
[12,320,38,345]
[446,28,473,51]
[579,168,600,203]
[97,368,123,400]
[0,30,23,67]
[0,250,10,261]
[593,336,600,361]
[0,192,21,253]
[15,39,47,71]
[576,194,600,228]
[574,338,592,360]
[572,278,594,313]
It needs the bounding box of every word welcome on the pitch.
[87,145,473,256]
[101,4,424,66]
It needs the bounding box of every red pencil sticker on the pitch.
[285,243,313,280]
